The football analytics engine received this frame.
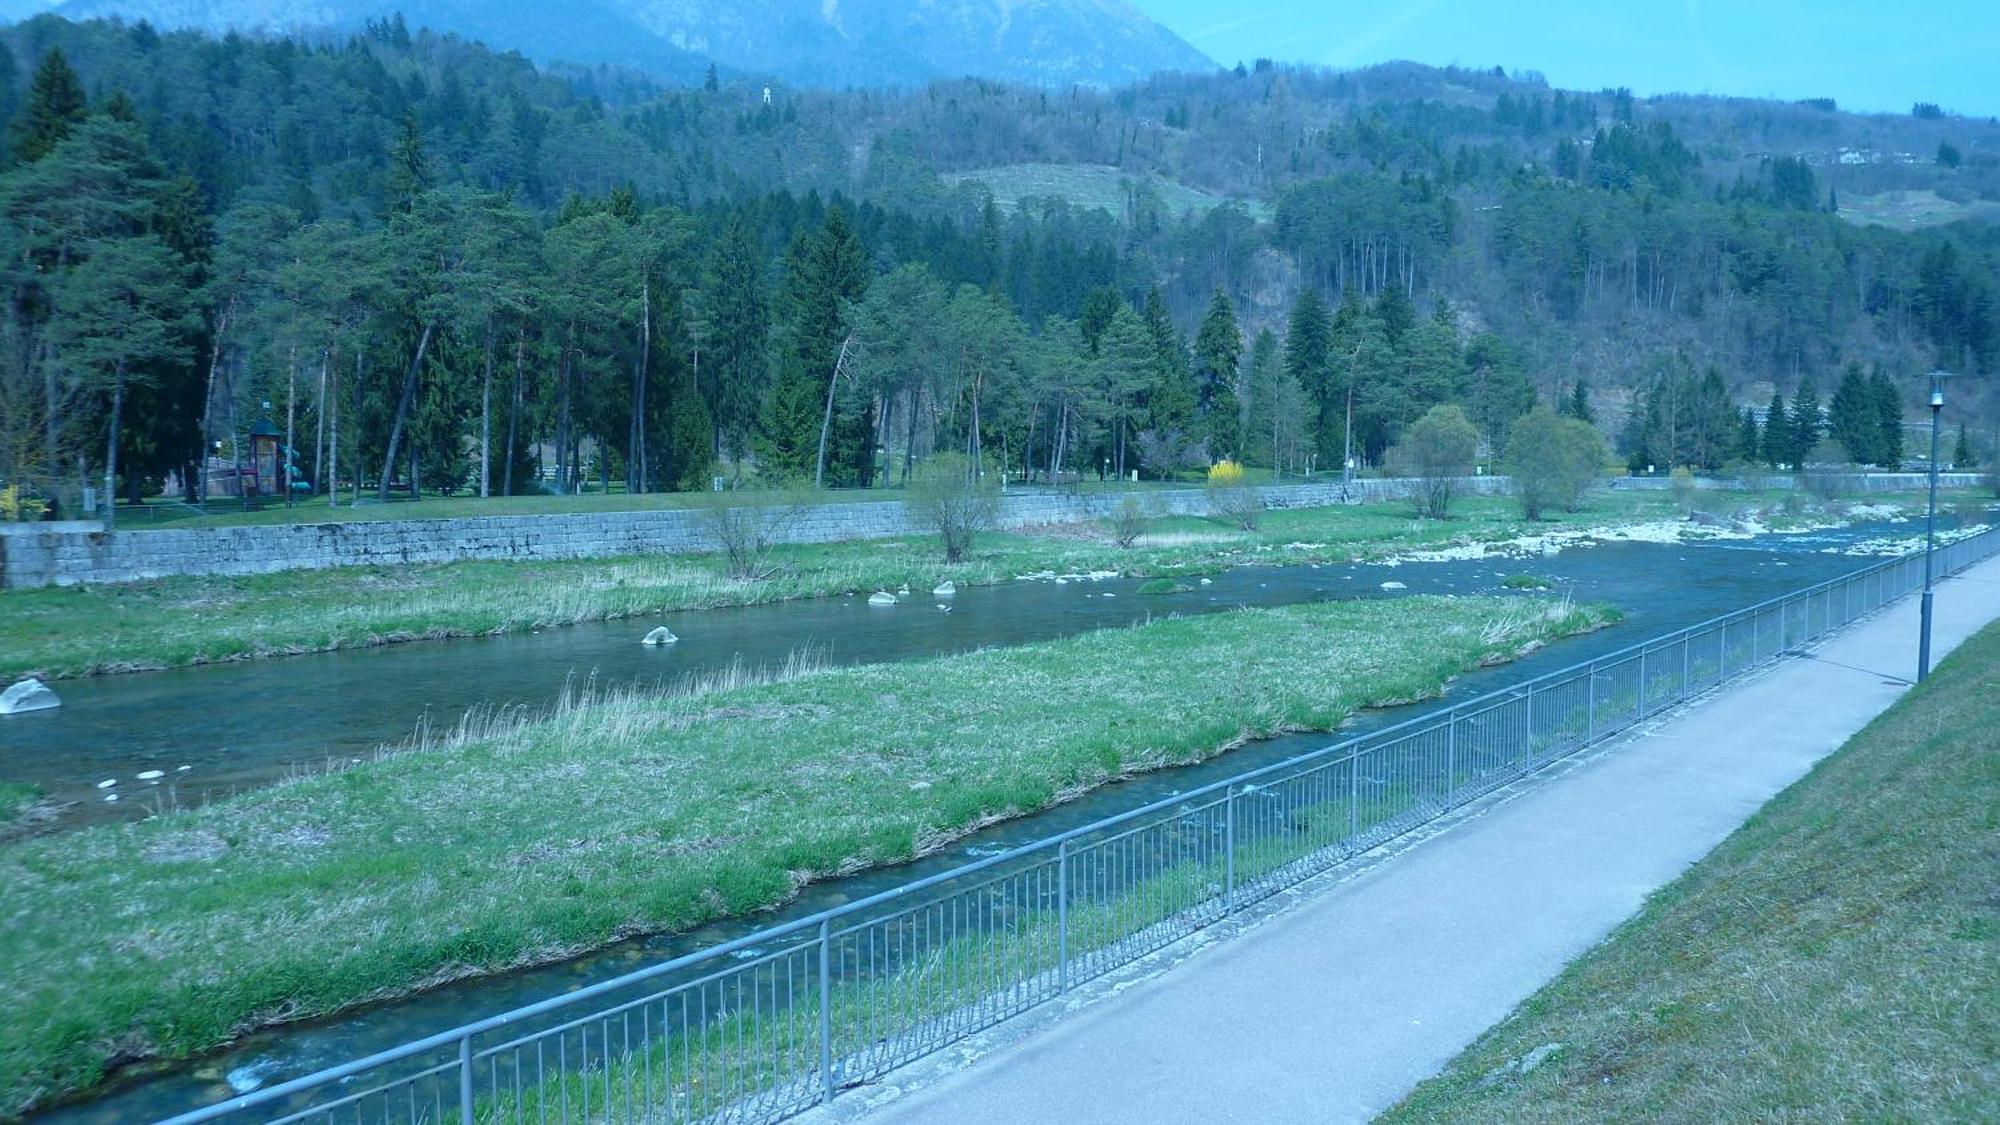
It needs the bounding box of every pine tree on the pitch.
[760,207,868,482]
[1140,287,1195,443]
[1869,368,1904,468]
[11,48,88,164]
[1953,424,1977,469]
[1567,379,1594,424]
[1283,288,1334,462]
[1829,362,1876,463]
[697,211,769,464]
[1739,407,1761,464]
[1190,291,1241,459]
[1788,379,1824,464]
[385,112,431,215]
[1763,391,1788,467]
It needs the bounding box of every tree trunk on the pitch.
[480,315,495,499]
[197,304,231,507]
[377,321,434,501]
[284,344,297,508]
[814,335,853,489]
[102,364,125,529]
[313,349,328,497]
[504,326,523,498]
[328,349,341,509]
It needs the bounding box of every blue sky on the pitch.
[1132,1,2000,117]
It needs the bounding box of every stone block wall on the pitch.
[0,476,1510,588]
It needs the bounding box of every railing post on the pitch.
[1223,787,1236,914]
[1681,633,1691,700]
[1586,663,1597,744]
[1056,841,1070,992]
[458,1035,474,1125]
[819,919,834,1104]
[1637,647,1648,718]
[1445,708,1458,798]
[1348,749,1361,842]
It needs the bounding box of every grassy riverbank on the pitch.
[1385,621,2000,1123]
[0,491,1716,681]
[0,783,39,834]
[0,595,1611,1115]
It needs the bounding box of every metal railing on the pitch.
[161,526,2000,1125]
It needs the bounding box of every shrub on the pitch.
[1503,407,1606,520]
[1136,578,1192,595]
[0,483,48,523]
[1501,574,1553,590]
[1670,466,1697,514]
[1110,494,1154,548]
[908,454,1000,563]
[696,485,813,580]
[1205,459,1261,530]
[1388,405,1480,520]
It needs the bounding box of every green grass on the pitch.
[938,162,1269,222]
[0,595,1612,1115]
[1385,620,2000,1124]
[1837,188,2000,230]
[0,493,1678,681]
[0,783,40,832]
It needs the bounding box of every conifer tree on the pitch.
[1190,291,1241,458]
[1870,367,1904,468]
[1789,378,1824,463]
[11,48,87,164]
[1567,379,1594,424]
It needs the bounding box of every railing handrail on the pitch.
[155,523,2000,1125]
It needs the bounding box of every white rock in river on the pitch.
[868,591,898,606]
[136,770,165,781]
[642,626,678,646]
[1380,581,1408,590]
[0,678,60,715]
[897,585,911,596]
[96,778,117,789]
[932,581,956,597]
[1199,578,1213,586]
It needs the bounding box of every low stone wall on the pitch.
[0,477,1511,589]
[1607,472,1985,493]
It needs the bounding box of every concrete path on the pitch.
[819,556,2000,1125]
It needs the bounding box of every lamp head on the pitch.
[1928,369,1950,409]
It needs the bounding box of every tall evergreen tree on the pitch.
[1829,362,1877,463]
[1763,391,1788,467]
[1140,286,1195,445]
[760,206,868,482]
[1567,379,1595,424]
[1282,288,1332,464]
[1952,424,1977,469]
[697,210,769,464]
[1869,367,1904,468]
[1190,291,1241,458]
[10,48,87,164]
[1788,378,1824,464]
[1739,406,1761,464]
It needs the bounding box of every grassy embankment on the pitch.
[0,595,1612,1115]
[0,783,41,836]
[0,491,1698,681]
[1386,620,2000,1123]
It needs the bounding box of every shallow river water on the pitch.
[10,514,1968,1122]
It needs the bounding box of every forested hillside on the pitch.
[1,15,1995,518]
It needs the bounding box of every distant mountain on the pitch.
[15,0,1215,87]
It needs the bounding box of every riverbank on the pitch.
[0,489,1828,682]
[1383,619,2000,1123]
[0,595,1612,1116]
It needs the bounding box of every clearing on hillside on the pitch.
[941,163,1269,222]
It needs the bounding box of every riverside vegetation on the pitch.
[0,594,1612,1115]
[0,490,1717,681]
[1385,620,2000,1123]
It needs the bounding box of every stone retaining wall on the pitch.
[1607,472,1985,493]
[0,477,1509,589]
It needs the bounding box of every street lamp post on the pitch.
[1918,370,1947,682]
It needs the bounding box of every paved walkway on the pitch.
[820,556,2000,1125]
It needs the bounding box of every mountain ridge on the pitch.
[15,0,1215,86]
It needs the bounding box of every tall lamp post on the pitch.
[1918,370,1948,682]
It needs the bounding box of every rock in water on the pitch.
[1379,581,1408,591]
[868,591,898,606]
[641,626,678,646]
[0,678,60,715]
[932,581,956,597]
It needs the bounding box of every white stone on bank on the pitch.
[0,677,60,715]
[642,626,678,646]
